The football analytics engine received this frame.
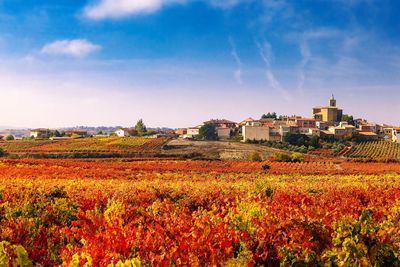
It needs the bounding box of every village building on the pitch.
[204,119,237,129]
[328,122,356,139]
[358,132,379,141]
[216,128,231,139]
[203,119,237,139]
[186,126,201,138]
[312,95,343,124]
[295,118,316,128]
[242,125,270,141]
[175,129,187,137]
[395,128,400,143]
[379,127,400,143]
[30,129,48,139]
[115,128,130,137]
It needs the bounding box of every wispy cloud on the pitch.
[209,0,251,9]
[84,0,181,19]
[256,41,292,101]
[296,29,340,93]
[40,39,101,57]
[229,37,243,84]
[84,0,249,20]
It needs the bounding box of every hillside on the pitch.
[347,141,400,162]
[162,139,291,160]
[0,137,168,157]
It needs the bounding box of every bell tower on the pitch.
[329,94,336,107]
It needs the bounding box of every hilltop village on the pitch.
[177,95,400,144]
[1,95,399,145]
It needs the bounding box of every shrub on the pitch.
[261,164,271,172]
[5,135,14,141]
[0,148,6,157]
[249,152,262,162]
[275,153,292,162]
[291,152,305,163]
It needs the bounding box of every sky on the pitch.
[0,0,400,128]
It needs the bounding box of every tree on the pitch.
[261,112,277,119]
[249,151,262,162]
[341,114,355,125]
[54,130,62,137]
[135,119,147,133]
[199,123,217,140]
[5,135,14,141]
[128,129,139,136]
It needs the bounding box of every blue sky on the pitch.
[0,0,399,128]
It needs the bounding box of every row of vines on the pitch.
[1,159,400,265]
[347,141,400,162]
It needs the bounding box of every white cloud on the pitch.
[256,41,292,101]
[296,28,340,93]
[40,39,101,57]
[229,38,243,84]
[84,0,250,19]
[209,0,251,8]
[84,0,185,19]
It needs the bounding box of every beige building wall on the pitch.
[187,128,200,138]
[242,126,270,141]
[217,128,231,139]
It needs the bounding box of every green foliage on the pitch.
[249,151,262,162]
[199,123,218,140]
[46,186,68,199]
[107,257,142,267]
[274,152,304,163]
[261,112,277,119]
[275,152,292,162]
[341,114,355,125]
[291,152,305,162]
[322,209,400,266]
[0,241,33,267]
[255,179,274,198]
[0,148,6,157]
[135,119,147,134]
[261,164,270,172]
[5,135,15,141]
[284,133,321,149]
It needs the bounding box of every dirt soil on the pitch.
[162,139,289,160]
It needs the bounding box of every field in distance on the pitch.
[0,137,168,157]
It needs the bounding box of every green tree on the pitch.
[135,119,147,134]
[261,112,277,119]
[54,130,61,137]
[249,151,262,162]
[341,114,355,125]
[5,135,14,141]
[199,123,217,140]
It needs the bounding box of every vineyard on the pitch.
[347,141,400,162]
[1,158,400,266]
[0,137,167,155]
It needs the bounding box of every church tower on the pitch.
[329,94,336,107]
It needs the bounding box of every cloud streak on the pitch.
[84,0,182,19]
[41,39,101,57]
[296,29,340,93]
[229,38,243,84]
[256,41,292,102]
[84,0,250,19]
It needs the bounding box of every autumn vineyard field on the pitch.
[0,137,168,157]
[0,157,400,266]
[347,141,400,162]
